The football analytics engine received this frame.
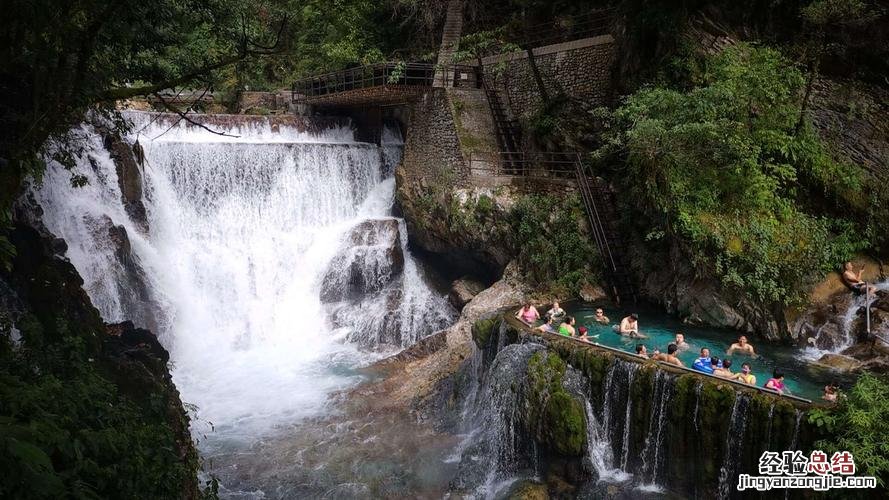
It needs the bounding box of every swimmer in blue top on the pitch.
[693,347,715,374]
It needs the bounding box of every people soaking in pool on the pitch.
[618,313,647,338]
[652,343,683,366]
[558,316,576,337]
[546,301,566,321]
[693,348,718,374]
[737,363,756,385]
[594,308,610,324]
[536,316,559,333]
[726,335,757,357]
[713,358,735,379]
[516,303,540,324]
[822,383,839,402]
[764,370,787,394]
[635,344,649,358]
[673,332,690,351]
[577,326,596,342]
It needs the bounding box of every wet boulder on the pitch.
[331,289,403,348]
[813,353,864,372]
[98,127,149,233]
[320,219,404,303]
[84,215,163,333]
[448,276,486,310]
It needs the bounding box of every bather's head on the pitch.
[667,343,678,355]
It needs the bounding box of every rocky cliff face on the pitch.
[0,204,201,497]
[395,168,516,281]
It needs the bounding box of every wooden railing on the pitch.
[291,62,479,103]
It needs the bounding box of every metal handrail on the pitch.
[468,151,580,177]
[503,9,615,50]
[291,62,479,103]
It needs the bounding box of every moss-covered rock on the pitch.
[506,480,550,500]
[525,351,587,457]
[471,316,499,350]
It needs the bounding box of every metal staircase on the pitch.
[574,160,637,304]
[477,64,523,167]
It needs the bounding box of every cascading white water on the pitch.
[33,112,455,457]
[717,394,750,498]
[802,280,889,359]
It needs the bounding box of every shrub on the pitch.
[808,373,889,487]
[598,43,866,304]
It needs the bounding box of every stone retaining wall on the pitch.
[401,89,468,186]
[482,35,617,123]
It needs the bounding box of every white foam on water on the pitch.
[33,111,453,454]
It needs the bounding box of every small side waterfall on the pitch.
[639,371,674,488]
[451,343,545,497]
[582,399,631,483]
[693,380,704,432]
[717,394,750,498]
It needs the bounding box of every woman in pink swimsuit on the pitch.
[515,303,540,324]
[764,370,786,394]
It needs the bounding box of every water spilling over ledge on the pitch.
[33,111,456,496]
[454,313,817,497]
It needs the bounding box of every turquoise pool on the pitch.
[537,303,851,401]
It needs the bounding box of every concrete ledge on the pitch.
[480,35,615,65]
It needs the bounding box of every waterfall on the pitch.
[765,402,776,448]
[451,343,545,498]
[591,359,634,483]
[582,399,631,483]
[693,381,703,432]
[601,360,640,471]
[639,370,673,489]
[33,112,455,448]
[717,394,750,498]
[804,279,889,357]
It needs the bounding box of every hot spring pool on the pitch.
[534,303,853,401]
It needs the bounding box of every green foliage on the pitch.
[452,27,521,63]
[808,373,889,487]
[510,193,598,293]
[0,324,201,499]
[801,0,870,25]
[598,43,866,304]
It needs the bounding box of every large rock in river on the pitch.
[320,219,404,303]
